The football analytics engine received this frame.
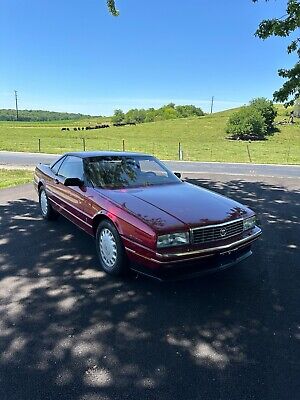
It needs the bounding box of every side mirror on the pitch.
[64,177,84,187]
[174,172,182,179]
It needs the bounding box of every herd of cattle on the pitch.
[61,122,136,131]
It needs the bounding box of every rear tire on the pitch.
[39,187,59,220]
[96,220,128,276]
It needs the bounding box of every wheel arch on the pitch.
[92,212,122,237]
[38,180,46,192]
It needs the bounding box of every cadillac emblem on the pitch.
[220,228,227,237]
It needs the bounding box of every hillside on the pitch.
[0,106,299,164]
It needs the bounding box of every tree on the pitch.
[226,107,267,140]
[112,109,125,123]
[253,0,300,105]
[249,98,277,132]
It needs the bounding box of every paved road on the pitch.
[0,173,299,400]
[1,151,300,178]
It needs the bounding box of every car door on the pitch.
[46,156,66,208]
[53,156,90,231]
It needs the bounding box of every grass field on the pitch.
[0,169,33,189]
[0,106,299,164]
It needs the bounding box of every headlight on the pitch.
[243,216,256,231]
[157,232,190,248]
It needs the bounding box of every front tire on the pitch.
[39,187,59,220]
[96,220,128,276]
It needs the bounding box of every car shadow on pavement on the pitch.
[0,178,299,400]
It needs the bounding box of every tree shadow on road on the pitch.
[0,178,299,400]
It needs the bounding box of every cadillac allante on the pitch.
[34,152,261,280]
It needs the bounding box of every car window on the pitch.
[139,159,168,177]
[57,156,84,180]
[51,156,65,174]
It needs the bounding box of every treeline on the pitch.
[0,109,96,122]
[112,103,205,124]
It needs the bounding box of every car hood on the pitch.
[96,182,253,232]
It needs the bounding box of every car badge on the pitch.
[220,228,227,237]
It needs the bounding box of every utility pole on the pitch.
[14,90,19,120]
[210,96,214,114]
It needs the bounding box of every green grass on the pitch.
[0,169,33,189]
[0,106,299,164]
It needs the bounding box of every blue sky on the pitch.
[0,0,297,115]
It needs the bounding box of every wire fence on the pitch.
[2,137,300,165]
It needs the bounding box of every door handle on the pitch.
[54,178,60,184]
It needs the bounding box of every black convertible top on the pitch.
[65,151,150,159]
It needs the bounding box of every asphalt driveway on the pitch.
[0,174,299,400]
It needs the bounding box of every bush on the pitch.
[249,98,277,132]
[226,107,267,140]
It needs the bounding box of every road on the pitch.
[0,173,299,400]
[1,150,300,178]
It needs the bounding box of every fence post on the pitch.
[38,138,41,153]
[246,144,252,163]
[82,138,86,151]
[122,139,125,151]
[178,142,183,160]
[286,146,290,163]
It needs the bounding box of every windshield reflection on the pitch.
[85,156,180,189]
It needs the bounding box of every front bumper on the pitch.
[126,226,261,281]
[131,244,253,281]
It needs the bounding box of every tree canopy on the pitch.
[253,0,300,105]
[107,0,119,16]
[111,104,205,124]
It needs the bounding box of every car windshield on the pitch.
[85,156,181,189]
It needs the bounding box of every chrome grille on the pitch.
[192,219,244,245]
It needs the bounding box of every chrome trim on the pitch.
[193,226,244,244]
[192,218,244,231]
[126,227,261,265]
[125,247,160,263]
[49,190,92,219]
[125,246,213,265]
[50,197,92,228]
[156,227,261,259]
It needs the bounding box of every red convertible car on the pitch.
[34,151,261,280]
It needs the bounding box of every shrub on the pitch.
[249,98,277,132]
[226,107,267,140]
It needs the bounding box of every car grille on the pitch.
[192,219,244,245]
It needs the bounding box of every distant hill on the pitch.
[0,109,100,122]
